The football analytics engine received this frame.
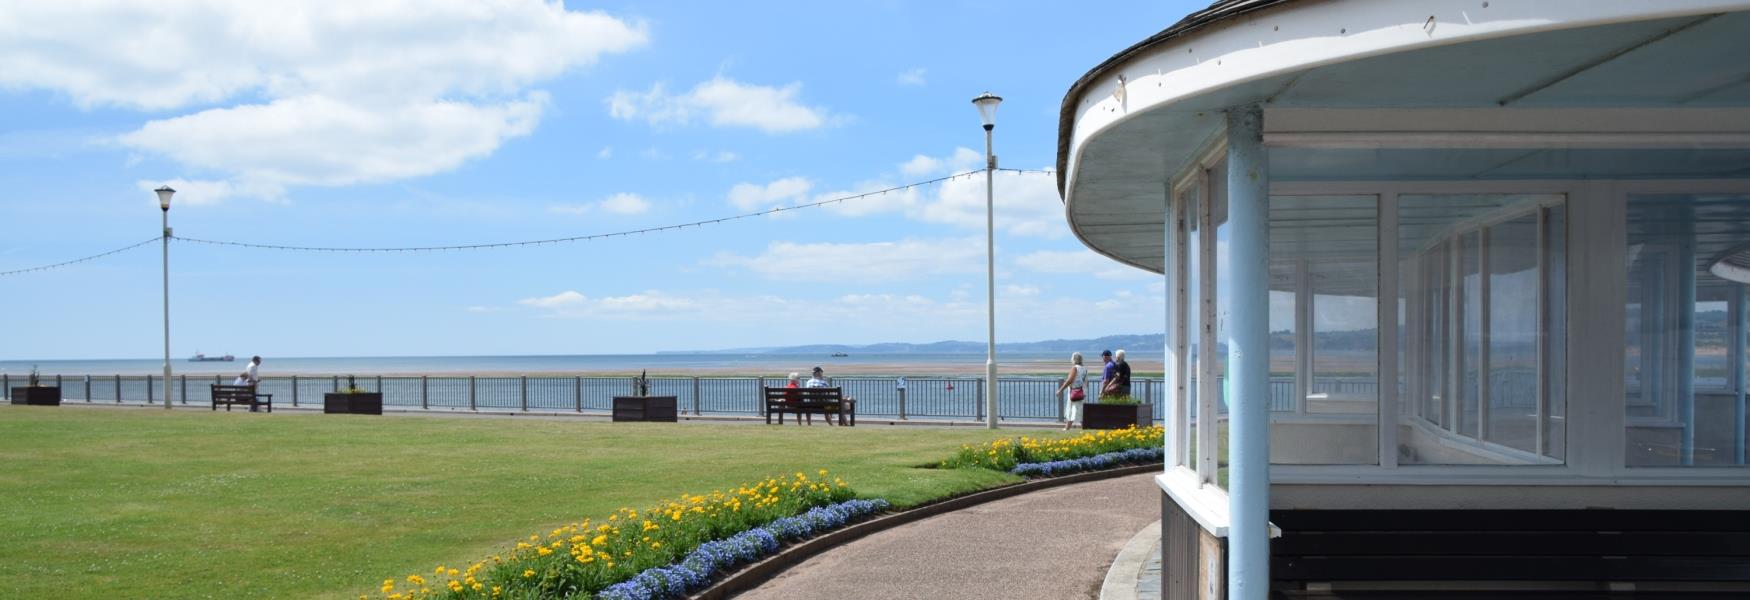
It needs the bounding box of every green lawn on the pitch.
[0,407,1024,599]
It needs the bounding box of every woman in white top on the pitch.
[1054,352,1087,430]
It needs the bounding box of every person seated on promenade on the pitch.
[804,366,829,388]
[786,372,801,389]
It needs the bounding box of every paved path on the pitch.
[736,472,1160,600]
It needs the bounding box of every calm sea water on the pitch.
[0,352,1075,377]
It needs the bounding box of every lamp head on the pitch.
[971,92,1002,129]
[154,186,176,211]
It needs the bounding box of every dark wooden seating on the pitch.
[1270,509,1750,597]
[764,387,855,426]
[210,384,272,413]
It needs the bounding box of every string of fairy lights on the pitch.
[0,167,1054,275]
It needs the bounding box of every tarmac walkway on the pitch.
[735,472,1160,600]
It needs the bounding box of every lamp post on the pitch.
[972,92,1002,429]
[156,185,175,409]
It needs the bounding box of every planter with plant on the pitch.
[323,375,383,415]
[613,370,677,422]
[1082,393,1153,430]
[9,365,61,406]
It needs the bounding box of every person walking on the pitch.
[1054,352,1087,430]
[243,356,263,412]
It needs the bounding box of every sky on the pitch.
[0,1,1203,359]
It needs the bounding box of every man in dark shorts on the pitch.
[1102,349,1132,400]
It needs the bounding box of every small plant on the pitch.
[1097,393,1139,405]
[634,369,650,397]
[27,365,41,387]
[341,375,368,394]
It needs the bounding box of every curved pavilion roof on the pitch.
[1057,0,1750,274]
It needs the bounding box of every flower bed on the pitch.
[1009,447,1164,477]
[372,471,857,600]
[940,425,1164,472]
[598,498,890,600]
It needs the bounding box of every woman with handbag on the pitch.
[1054,352,1087,430]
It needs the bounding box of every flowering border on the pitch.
[1009,447,1164,478]
[598,499,891,600]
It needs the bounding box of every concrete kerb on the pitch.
[1098,519,1162,600]
[692,462,1165,600]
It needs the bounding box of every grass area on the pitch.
[0,406,1024,599]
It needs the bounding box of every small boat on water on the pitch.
[189,352,235,362]
[831,352,849,357]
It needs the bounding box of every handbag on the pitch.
[1070,388,1086,402]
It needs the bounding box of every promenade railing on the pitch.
[2,372,1187,423]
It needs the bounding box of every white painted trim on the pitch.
[1063,0,1750,191]
[1263,131,1750,149]
[1197,164,1220,485]
[1379,192,1400,467]
[1158,467,1231,537]
[1263,108,1750,136]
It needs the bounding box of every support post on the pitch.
[899,386,909,420]
[291,375,299,407]
[469,376,477,411]
[147,375,154,404]
[1,374,6,401]
[520,375,528,412]
[421,376,429,410]
[1735,284,1747,465]
[575,377,583,412]
[1164,184,1181,465]
[757,377,766,416]
[1226,104,1270,600]
[86,375,93,403]
[975,379,985,422]
[115,375,122,403]
[692,377,701,415]
[1678,217,1697,466]
[180,374,188,405]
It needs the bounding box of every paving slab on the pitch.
[735,472,1160,600]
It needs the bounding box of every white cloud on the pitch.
[776,147,1066,238]
[1004,284,1041,297]
[118,93,548,195]
[550,192,653,216]
[727,177,813,211]
[518,290,588,309]
[607,76,833,134]
[704,237,983,282]
[899,155,942,177]
[597,146,613,159]
[597,192,651,215]
[0,2,647,202]
[1015,249,1154,281]
[897,68,927,86]
[693,150,739,163]
[133,178,277,207]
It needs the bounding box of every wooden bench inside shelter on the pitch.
[764,386,855,426]
[210,384,272,413]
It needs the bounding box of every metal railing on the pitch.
[3,372,1179,422]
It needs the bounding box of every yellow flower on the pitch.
[537,547,553,556]
[592,534,609,546]
[522,569,535,578]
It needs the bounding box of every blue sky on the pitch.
[0,1,1197,359]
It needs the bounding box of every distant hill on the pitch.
[665,334,1167,355]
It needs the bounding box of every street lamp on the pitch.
[971,92,1001,429]
[156,185,175,409]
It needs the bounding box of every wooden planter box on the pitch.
[9,386,61,406]
[323,392,383,415]
[613,396,678,422]
[1082,402,1154,430]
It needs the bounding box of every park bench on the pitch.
[763,387,855,426]
[210,384,272,413]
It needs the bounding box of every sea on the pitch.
[0,352,1082,377]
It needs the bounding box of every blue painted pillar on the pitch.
[1226,104,1270,600]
